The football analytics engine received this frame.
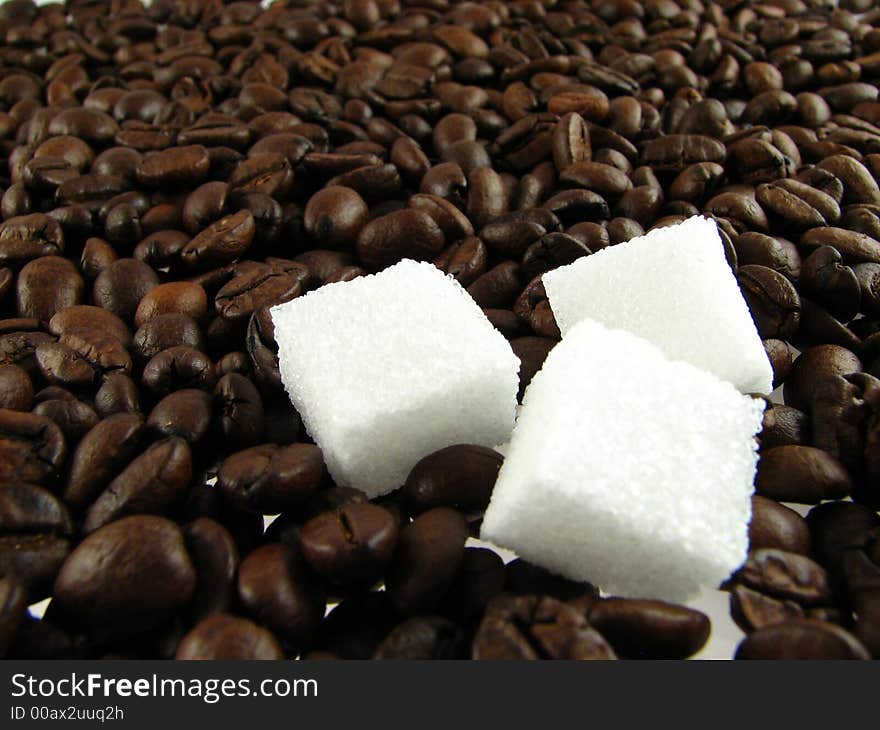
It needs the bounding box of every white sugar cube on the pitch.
[270,260,519,497]
[481,319,765,602]
[542,216,773,394]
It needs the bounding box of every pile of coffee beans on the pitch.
[0,0,879,660]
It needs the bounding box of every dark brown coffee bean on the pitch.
[0,574,26,658]
[176,614,283,660]
[729,584,805,633]
[215,262,307,323]
[300,503,399,587]
[83,436,193,533]
[734,548,833,607]
[816,155,880,205]
[53,516,196,641]
[0,214,64,265]
[303,185,369,248]
[32,398,98,445]
[181,210,255,270]
[801,226,880,264]
[136,145,211,189]
[552,112,591,172]
[63,413,144,510]
[763,340,798,390]
[587,598,710,659]
[133,314,205,361]
[183,518,239,622]
[134,282,207,329]
[373,616,467,660]
[404,444,503,515]
[93,373,141,418]
[16,256,83,324]
[386,507,468,616]
[0,365,32,411]
[236,543,325,651]
[735,618,870,659]
[49,306,131,350]
[93,259,160,323]
[141,346,215,396]
[440,546,506,622]
[356,209,445,270]
[785,344,863,411]
[756,445,852,503]
[521,232,590,281]
[146,389,213,444]
[0,482,72,537]
[468,261,523,309]
[0,533,70,601]
[473,594,616,660]
[749,495,812,555]
[217,443,326,514]
[515,273,560,337]
[0,409,66,485]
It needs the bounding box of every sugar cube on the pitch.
[270,259,520,497]
[542,216,773,394]
[480,318,765,602]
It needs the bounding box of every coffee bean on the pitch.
[587,598,710,659]
[356,209,445,270]
[54,516,196,642]
[83,436,193,533]
[176,614,284,660]
[373,616,467,660]
[735,618,870,659]
[784,345,862,412]
[181,210,256,270]
[236,543,325,651]
[183,518,239,622]
[385,507,468,615]
[404,444,503,515]
[300,503,398,588]
[473,594,616,660]
[756,445,852,503]
[0,365,32,411]
[0,409,66,485]
[749,495,812,555]
[93,259,159,323]
[217,443,326,514]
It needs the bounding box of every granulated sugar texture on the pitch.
[481,319,766,603]
[542,216,773,395]
[271,259,520,497]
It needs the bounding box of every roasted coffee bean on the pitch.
[521,233,590,281]
[733,549,833,607]
[136,146,211,189]
[93,373,140,419]
[175,614,283,660]
[133,314,205,362]
[0,409,66,485]
[473,594,616,660]
[135,282,208,329]
[83,436,193,533]
[356,209,445,270]
[32,398,99,444]
[386,508,469,616]
[0,482,72,537]
[735,619,870,659]
[0,365,32,411]
[93,259,160,323]
[373,616,467,660]
[183,518,239,622]
[784,345,862,412]
[53,516,196,642]
[212,373,264,449]
[0,214,64,265]
[16,257,83,324]
[146,390,213,444]
[304,186,369,248]
[749,495,811,555]
[236,543,325,651]
[404,445,503,515]
[587,598,710,659]
[141,347,215,396]
[756,445,852,503]
[729,584,805,633]
[300,503,399,587]
[217,443,326,514]
[63,413,144,510]
[49,306,131,350]
[440,547,506,622]
[738,266,801,339]
[505,559,598,602]
[0,574,26,658]
[181,210,256,271]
